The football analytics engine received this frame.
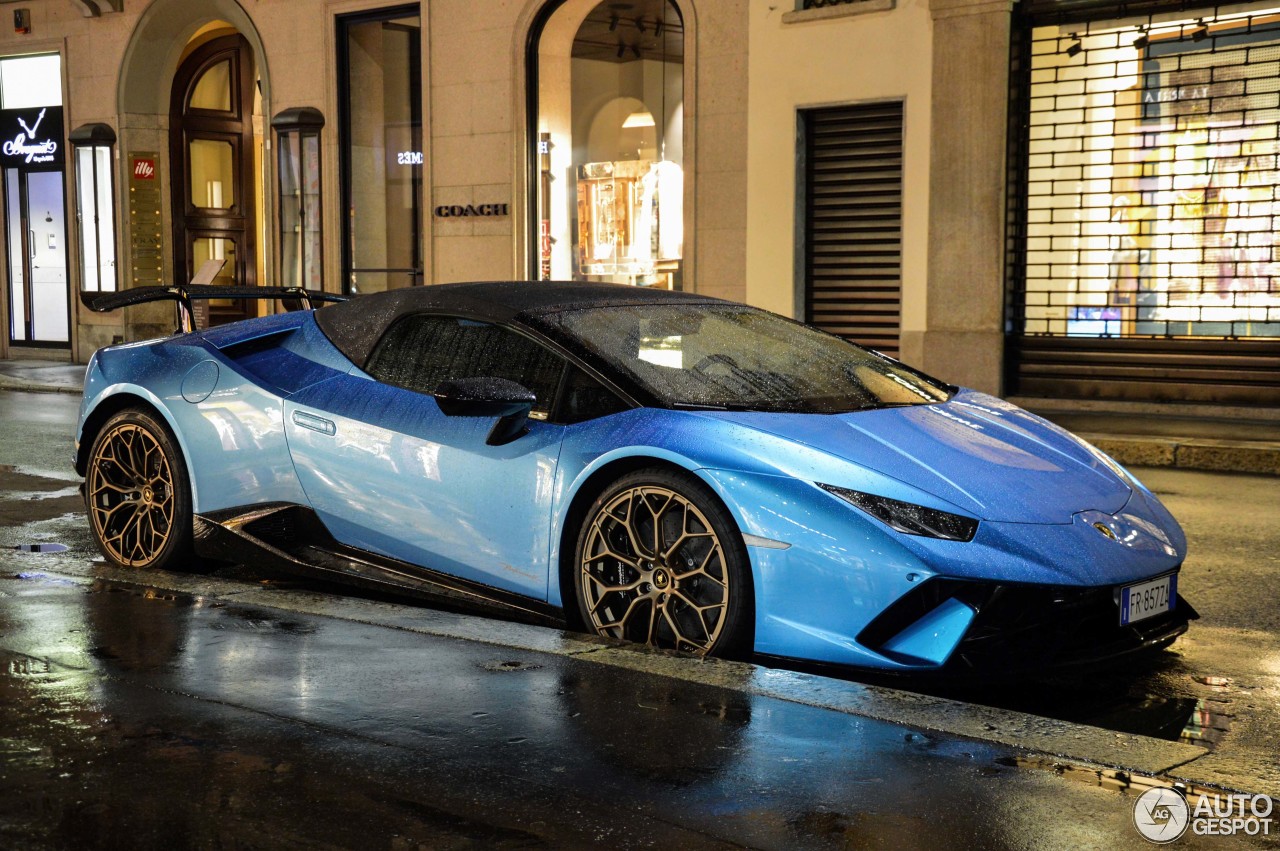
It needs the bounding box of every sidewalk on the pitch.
[0,358,84,395]
[2,357,1276,475]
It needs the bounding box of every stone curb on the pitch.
[1083,433,1280,477]
[0,375,83,395]
[13,561,1271,800]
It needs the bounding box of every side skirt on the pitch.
[193,502,565,628]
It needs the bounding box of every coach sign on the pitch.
[0,106,64,168]
[434,203,509,218]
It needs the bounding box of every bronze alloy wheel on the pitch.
[86,411,192,569]
[576,471,751,656]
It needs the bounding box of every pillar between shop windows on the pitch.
[907,0,1013,396]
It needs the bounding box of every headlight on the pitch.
[819,484,979,542]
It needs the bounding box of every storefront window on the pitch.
[338,5,422,294]
[1017,10,1280,339]
[70,123,118,294]
[532,0,685,289]
[1,53,69,346]
[273,107,324,292]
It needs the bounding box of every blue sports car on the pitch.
[75,281,1194,673]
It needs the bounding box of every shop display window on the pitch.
[532,0,684,289]
[1019,11,1280,339]
[338,5,422,294]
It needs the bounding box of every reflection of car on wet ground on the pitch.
[75,281,1195,673]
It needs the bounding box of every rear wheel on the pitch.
[85,409,196,570]
[574,468,752,658]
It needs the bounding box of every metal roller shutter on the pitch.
[802,101,904,357]
[1006,4,1280,404]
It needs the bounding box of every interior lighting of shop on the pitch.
[622,110,655,128]
[1015,7,1280,344]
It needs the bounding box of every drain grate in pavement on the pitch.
[11,543,69,553]
[481,659,542,673]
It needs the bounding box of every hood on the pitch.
[700,391,1131,524]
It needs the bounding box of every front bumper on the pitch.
[856,575,1197,675]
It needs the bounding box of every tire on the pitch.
[573,467,753,658]
[84,408,198,571]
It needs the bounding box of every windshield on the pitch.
[551,304,951,413]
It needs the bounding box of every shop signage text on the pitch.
[133,158,156,180]
[434,203,510,218]
[0,106,64,168]
[1143,85,1209,105]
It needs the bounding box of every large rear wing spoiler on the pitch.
[80,284,347,334]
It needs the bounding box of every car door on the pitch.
[283,314,566,599]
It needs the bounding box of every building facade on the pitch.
[0,0,1275,406]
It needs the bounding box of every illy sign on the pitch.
[0,106,64,168]
[133,158,156,180]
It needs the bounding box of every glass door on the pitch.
[5,167,69,345]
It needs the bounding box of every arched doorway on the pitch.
[169,33,257,325]
[529,0,685,289]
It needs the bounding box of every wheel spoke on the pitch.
[673,544,725,585]
[660,603,690,649]
[583,570,641,597]
[609,494,650,559]
[670,593,715,649]
[588,518,642,569]
[596,594,644,632]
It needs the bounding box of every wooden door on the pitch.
[170,34,257,325]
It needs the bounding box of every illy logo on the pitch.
[133,159,156,180]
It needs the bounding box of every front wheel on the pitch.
[573,468,753,658]
[85,408,197,570]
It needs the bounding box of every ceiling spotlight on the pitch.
[635,17,647,34]
[1065,36,1083,57]
[1133,28,1149,49]
[616,42,626,58]
[1192,20,1208,41]
[630,43,642,59]
[654,19,663,36]
[608,13,619,31]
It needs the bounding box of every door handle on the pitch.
[292,410,336,436]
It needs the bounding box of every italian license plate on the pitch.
[1119,574,1176,626]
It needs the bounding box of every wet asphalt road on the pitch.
[2,389,1278,848]
[5,571,1272,851]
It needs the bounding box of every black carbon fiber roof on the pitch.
[313,280,723,369]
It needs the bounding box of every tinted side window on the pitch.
[367,315,564,416]
[558,366,630,424]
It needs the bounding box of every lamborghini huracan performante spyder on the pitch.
[75,281,1196,673]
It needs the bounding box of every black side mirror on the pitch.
[433,377,536,446]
